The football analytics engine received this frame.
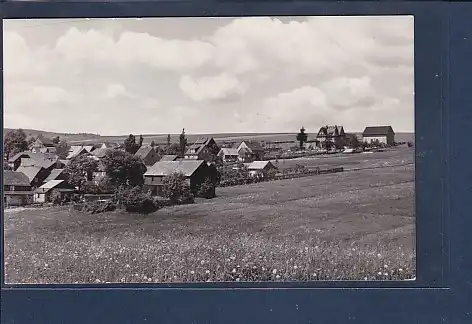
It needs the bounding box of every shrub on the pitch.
[197,178,215,199]
[162,172,194,204]
[80,201,116,214]
[51,190,63,205]
[117,186,159,214]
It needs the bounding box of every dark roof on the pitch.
[247,161,275,170]
[160,155,178,161]
[44,169,64,182]
[36,135,55,147]
[144,160,204,177]
[3,170,31,186]
[186,137,215,156]
[135,146,154,159]
[318,125,344,137]
[362,126,394,136]
[240,141,264,152]
[14,166,43,183]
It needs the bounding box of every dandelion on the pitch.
[272,269,277,274]
[148,278,152,282]
[399,268,403,272]
[364,277,368,280]
[236,278,240,282]
[384,273,389,276]
[378,272,382,275]
[125,264,130,268]
[294,265,298,269]
[200,260,205,265]
[377,253,382,258]
[276,275,280,279]
[44,263,48,267]
[95,279,101,283]
[384,264,388,269]
[190,270,195,275]
[205,270,210,274]
[232,268,236,273]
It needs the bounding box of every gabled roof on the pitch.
[135,146,154,159]
[247,161,275,170]
[44,169,64,182]
[219,148,239,156]
[101,142,119,149]
[92,148,108,159]
[20,157,57,170]
[8,151,57,163]
[160,155,178,161]
[32,135,55,147]
[36,180,75,193]
[362,126,395,136]
[3,170,31,187]
[83,145,95,152]
[186,137,214,156]
[240,141,264,152]
[145,160,204,177]
[318,125,344,137]
[15,166,44,183]
[38,180,65,190]
[67,146,90,159]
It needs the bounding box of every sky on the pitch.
[3,16,414,136]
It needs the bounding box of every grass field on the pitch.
[4,149,415,284]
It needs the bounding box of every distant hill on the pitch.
[3,128,415,146]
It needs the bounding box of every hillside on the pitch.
[3,128,415,146]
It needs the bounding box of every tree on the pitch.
[123,134,141,154]
[347,134,361,149]
[296,126,308,151]
[162,172,194,204]
[150,140,156,148]
[197,177,216,199]
[52,136,60,145]
[165,143,180,155]
[166,134,171,147]
[64,155,99,189]
[4,129,28,158]
[179,128,187,157]
[101,149,146,188]
[55,140,70,159]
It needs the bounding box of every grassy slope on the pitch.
[4,151,415,283]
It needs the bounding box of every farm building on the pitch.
[159,155,178,162]
[218,148,240,163]
[135,146,160,166]
[316,125,346,148]
[15,165,50,189]
[3,170,33,206]
[362,126,395,146]
[67,146,91,160]
[100,142,120,149]
[7,151,58,171]
[28,135,55,151]
[34,180,76,203]
[237,141,265,162]
[92,162,107,184]
[36,146,57,154]
[247,161,277,178]
[20,157,65,171]
[92,148,108,159]
[185,137,220,162]
[43,169,67,184]
[144,160,220,197]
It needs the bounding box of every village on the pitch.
[3,125,406,210]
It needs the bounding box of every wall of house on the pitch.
[34,193,47,203]
[363,136,389,144]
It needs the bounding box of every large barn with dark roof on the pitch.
[362,126,395,146]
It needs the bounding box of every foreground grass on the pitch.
[4,162,416,283]
[5,228,414,283]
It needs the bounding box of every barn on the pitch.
[362,126,395,146]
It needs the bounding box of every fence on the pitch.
[218,167,344,188]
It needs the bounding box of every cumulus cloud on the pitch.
[179,73,246,102]
[3,16,414,134]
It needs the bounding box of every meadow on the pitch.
[4,150,415,284]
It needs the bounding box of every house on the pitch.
[247,161,277,178]
[144,160,220,197]
[100,142,119,149]
[362,126,395,146]
[3,170,34,206]
[135,146,160,166]
[67,146,91,160]
[20,157,65,171]
[37,146,57,154]
[92,162,107,184]
[218,148,240,163]
[28,135,55,151]
[159,155,178,162]
[15,166,50,189]
[184,137,220,162]
[8,151,58,171]
[316,125,346,148]
[43,169,67,184]
[92,148,108,159]
[237,141,265,162]
[34,180,76,203]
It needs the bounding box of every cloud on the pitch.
[179,73,246,102]
[55,28,215,72]
[103,84,137,99]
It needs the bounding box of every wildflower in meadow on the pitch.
[272,269,277,275]
[232,268,236,273]
[190,270,195,275]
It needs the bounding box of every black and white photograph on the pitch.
[3,16,415,283]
